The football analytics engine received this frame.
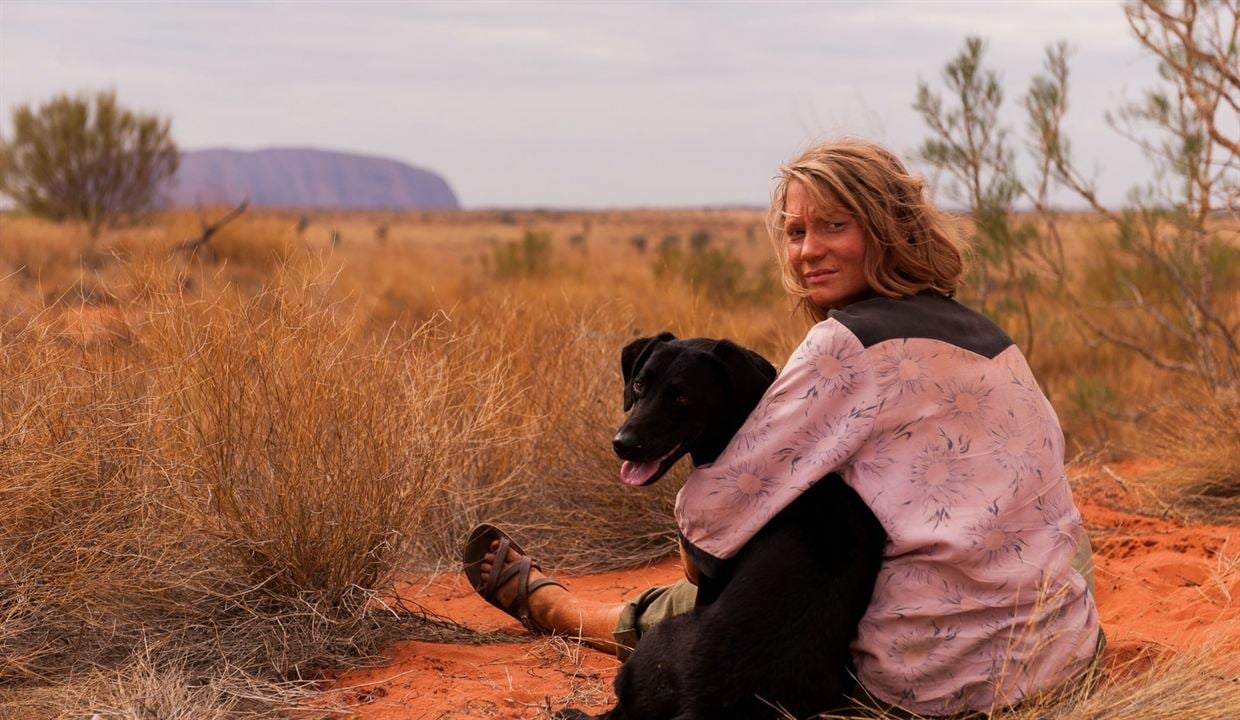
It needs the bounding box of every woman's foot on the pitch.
[462,523,565,633]
[479,539,568,631]
[462,524,625,652]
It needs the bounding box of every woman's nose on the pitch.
[799,230,827,261]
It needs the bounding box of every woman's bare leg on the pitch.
[480,542,625,654]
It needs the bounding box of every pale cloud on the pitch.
[1,0,1161,208]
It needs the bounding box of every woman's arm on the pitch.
[675,319,880,577]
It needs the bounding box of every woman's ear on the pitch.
[620,332,676,411]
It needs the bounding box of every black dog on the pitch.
[559,332,886,720]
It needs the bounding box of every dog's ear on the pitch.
[621,331,676,411]
[710,339,777,406]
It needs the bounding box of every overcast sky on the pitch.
[2,0,1164,209]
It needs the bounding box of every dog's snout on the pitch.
[613,430,641,456]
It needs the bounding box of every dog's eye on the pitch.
[632,381,645,395]
[675,395,691,407]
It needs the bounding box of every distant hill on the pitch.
[168,148,459,210]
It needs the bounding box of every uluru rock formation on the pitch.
[168,147,459,210]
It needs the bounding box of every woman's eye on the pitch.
[824,220,847,232]
[786,227,805,240]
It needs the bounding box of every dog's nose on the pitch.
[613,430,641,456]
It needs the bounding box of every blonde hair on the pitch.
[768,138,964,322]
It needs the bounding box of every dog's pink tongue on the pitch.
[620,460,660,487]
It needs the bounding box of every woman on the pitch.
[465,138,1102,717]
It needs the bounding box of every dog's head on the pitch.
[613,332,776,487]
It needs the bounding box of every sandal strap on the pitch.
[468,526,564,634]
[518,575,566,632]
[514,555,533,623]
[525,576,565,596]
[485,537,515,599]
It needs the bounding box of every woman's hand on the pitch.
[679,539,701,586]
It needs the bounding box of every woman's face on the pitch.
[783,180,871,310]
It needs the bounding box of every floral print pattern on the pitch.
[708,460,779,511]
[797,327,868,398]
[675,316,1100,716]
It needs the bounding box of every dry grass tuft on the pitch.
[1135,386,1240,521]
[0,258,527,715]
[405,288,685,572]
[525,635,613,714]
[0,654,317,720]
[815,645,1240,720]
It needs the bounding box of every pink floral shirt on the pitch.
[675,295,1100,716]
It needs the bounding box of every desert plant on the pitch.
[0,261,528,716]
[914,36,1039,357]
[493,228,553,278]
[143,270,506,601]
[653,236,776,306]
[409,292,682,572]
[1023,0,1239,394]
[0,90,179,245]
[915,0,1240,502]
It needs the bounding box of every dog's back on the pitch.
[611,477,885,719]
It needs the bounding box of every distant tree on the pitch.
[0,90,179,244]
[1025,0,1238,393]
[914,37,1037,358]
[918,1,1238,392]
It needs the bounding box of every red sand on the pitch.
[331,463,1240,719]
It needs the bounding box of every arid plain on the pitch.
[1,207,1237,719]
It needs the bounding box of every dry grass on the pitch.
[1005,645,1240,720]
[799,642,1240,720]
[1138,388,1240,520]
[0,253,528,715]
[0,207,1236,717]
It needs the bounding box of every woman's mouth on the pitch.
[803,269,837,284]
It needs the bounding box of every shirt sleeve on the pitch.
[675,319,878,577]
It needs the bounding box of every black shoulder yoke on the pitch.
[828,292,1014,358]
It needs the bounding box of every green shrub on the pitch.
[493,228,553,278]
[653,238,778,305]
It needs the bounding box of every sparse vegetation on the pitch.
[0,197,1235,718]
[653,229,781,305]
[493,227,554,278]
[0,90,179,245]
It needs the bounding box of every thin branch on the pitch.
[1124,281,1195,344]
[170,200,250,257]
[1074,304,1199,376]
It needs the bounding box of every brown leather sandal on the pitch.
[462,523,565,634]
